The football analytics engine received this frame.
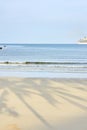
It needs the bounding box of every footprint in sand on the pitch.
[6,124,21,130]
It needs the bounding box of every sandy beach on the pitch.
[0,78,87,130]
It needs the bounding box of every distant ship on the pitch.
[78,36,87,44]
[0,45,6,50]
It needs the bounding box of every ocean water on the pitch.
[0,43,87,77]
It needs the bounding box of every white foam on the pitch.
[0,71,87,78]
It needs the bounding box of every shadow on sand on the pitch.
[0,78,87,128]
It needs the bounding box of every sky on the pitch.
[0,0,87,43]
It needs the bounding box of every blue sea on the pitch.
[0,43,87,78]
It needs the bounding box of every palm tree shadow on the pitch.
[0,78,52,128]
[0,78,87,127]
[0,89,19,117]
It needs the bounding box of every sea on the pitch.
[0,43,87,78]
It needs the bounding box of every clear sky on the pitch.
[0,0,87,43]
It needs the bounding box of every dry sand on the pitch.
[0,78,87,130]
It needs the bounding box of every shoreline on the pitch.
[1,71,87,78]
[0,62,87,75]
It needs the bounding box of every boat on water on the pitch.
[0,47,2,49]
[78,36,87,44]
[0,45,6,50]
